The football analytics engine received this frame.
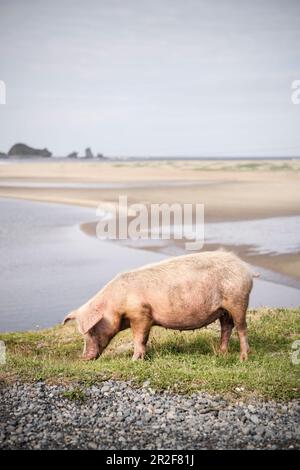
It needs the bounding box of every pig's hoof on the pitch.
[81,354,99,361]
[132,353,145,361]
[239,352,248,361]
[219,347,228,355]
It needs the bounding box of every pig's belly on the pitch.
[152,309,222,330]
[145,277,222,329]
[150,298,222,330]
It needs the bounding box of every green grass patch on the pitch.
[0,308,299,400]
[62,387,86,402]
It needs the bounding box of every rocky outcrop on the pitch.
[66,152,78,159]
[85,147,94,158]
[66,149,105,159]
[0,152,7,158]
[8,143,52,158]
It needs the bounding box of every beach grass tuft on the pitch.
[0,308,299,400]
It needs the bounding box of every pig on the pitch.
[63,251,259,361]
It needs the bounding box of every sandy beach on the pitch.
[1,160,300,220]
[1,159,300,283]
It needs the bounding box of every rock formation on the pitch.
[85,147,94,158]
[8,143,52,158]
[66,152,78,159]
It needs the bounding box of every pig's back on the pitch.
[129,251,252,289]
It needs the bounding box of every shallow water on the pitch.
[149,215,300,255]
[0,198,299,332]
[0,198,165,332]
[204,217,300,255]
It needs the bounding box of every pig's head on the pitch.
[63,299,113,360]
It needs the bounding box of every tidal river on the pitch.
[0,198,299,332]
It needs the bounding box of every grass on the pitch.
[62,387,86,403]
[0,308,299,401]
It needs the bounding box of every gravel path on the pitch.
[0,381,299,450]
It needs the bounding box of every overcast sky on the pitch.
[0,0,299,157]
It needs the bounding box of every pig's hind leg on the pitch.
[219,310,234,354]
[223,299,249,361]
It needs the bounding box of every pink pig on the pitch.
[63,251,259,361]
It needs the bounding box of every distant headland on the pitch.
[0,143,105,159]
[7,143,52,158]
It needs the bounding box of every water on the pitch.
[0,198,165,332]
[0,198,299,332]
[171,216,300,255]
[116,214,300,260]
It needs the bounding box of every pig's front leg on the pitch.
[82,332,99,360]
[130,317,152,360]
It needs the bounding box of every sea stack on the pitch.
[66,152,78,159]
[8,143,52,158]
[85,147,94,158]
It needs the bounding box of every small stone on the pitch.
[88,442,98,450]
[256,426,265,436]
[250,415,259,425]
[242,426,251,435]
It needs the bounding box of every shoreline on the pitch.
[80,220,300,287]
[1,159,300,288]
[1,196,299,334]
[1,190,300,285]
[1,181,300,222]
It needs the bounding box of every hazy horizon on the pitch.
[0,0,300,157]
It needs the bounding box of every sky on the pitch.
[0,0,299,157]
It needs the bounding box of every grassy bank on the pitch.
[1,308,299,400]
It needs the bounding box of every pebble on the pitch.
[88,442,97,450]
[250,415,259,425]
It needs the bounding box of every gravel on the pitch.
[0,381,299,450]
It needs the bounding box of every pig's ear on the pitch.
[62,310,78,325]
[76,302,104,335]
